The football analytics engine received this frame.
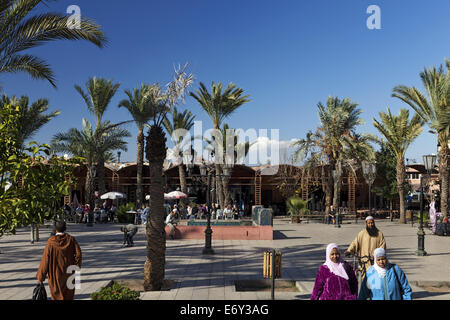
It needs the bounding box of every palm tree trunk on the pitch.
[144,125,167,291]
[215,164,225,209]
[178,164,187,194]
[438,144,448,217]
[97,158,106,197]
[396,160,406,223]
[136,128,144,209]
[333,176,341,210]
[85,165,94,208]
[221,170,231,206]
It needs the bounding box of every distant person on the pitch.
[435,218,449,237]
[429,201,442,234]
[165,210,178,240]
[328,205,336,225]
[358,248,412,300]
[36,221,82,300]
[110,204,117,223]
[345,216,386,272]
[232,204,239,220]
[186,204,193,220]
[224,204,232,220]
[121,224,138,247]
[311,243,358,300]
[141,204,149,225]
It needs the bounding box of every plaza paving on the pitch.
[0,217,449,300]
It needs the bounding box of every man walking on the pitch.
[345,216,386,272]
[36,221,82,300]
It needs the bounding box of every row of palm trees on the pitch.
[293,59,450,224]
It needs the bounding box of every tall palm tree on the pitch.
[1,94,59,148]
[144,64,193,291]
[204,123,253,206]
[75,77,120,197]
[392,60,450,217]
[162,107,195,195]
[52,119,130,209]
[0,0,106,87]
[373,108,424,223]
[292,96,373,216]
[119,84,160,209]
[190,82,250,209]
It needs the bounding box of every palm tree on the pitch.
[0,0,106,87]
[75,77,120,197]
[52,119,130,209]
[392,60,450,217]
[144,65,193,291]
[373,108,424,223]
[1,94,59,148]
[293,96,373,216]
[162,107,196,195]
[119,84,161,208]
[204,123,253,206]
[190,82,250,209]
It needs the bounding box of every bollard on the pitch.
[263,249,282,300]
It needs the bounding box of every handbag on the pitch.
[391,264,404,299]
[32,283,47,300]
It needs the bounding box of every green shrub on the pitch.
[91,281,140,300]
[117,203,135,223]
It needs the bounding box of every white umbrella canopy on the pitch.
[100,192,127,200]
[146,194,172,200]
[166,191,188,199]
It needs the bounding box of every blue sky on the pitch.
[2,0,450,164]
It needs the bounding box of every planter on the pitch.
[291,216,301,224]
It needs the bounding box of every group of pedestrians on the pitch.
[36,214,415,301]
[69,202,117,224]
[311,216,412,300]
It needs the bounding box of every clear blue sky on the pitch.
[2,0,449,163]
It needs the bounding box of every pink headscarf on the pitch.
[323,243,349,280]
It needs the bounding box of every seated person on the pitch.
[435,218,449,236]
[216,208,224,220]
[223,205,232,220]
[120,224,138,247]
[93,207,101,223]
[165,210,178,239]
[232,204,239,220]
[100,209,108,223]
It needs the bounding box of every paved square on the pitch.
[1,218,449,300]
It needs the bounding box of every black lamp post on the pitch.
[416,154,437,256]
[186,157,232,255]
[86,165,96,227]
[362,161,377,218]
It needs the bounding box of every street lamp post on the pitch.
[362,161,377,219]
[416,154,437,256]
[186,158,232,255]
[86,165,97,227]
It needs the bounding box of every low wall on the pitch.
[165,225,273,240]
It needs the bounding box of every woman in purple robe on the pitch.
[311,243,358,300]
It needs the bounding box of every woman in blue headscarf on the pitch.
[358,248,412,300]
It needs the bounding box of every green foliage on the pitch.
[117,203,136,223]
[372,145,399,201]
[0,103,81,236]
[286,197,310,218]
[91,281,140,300]
[0,0,106,87]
